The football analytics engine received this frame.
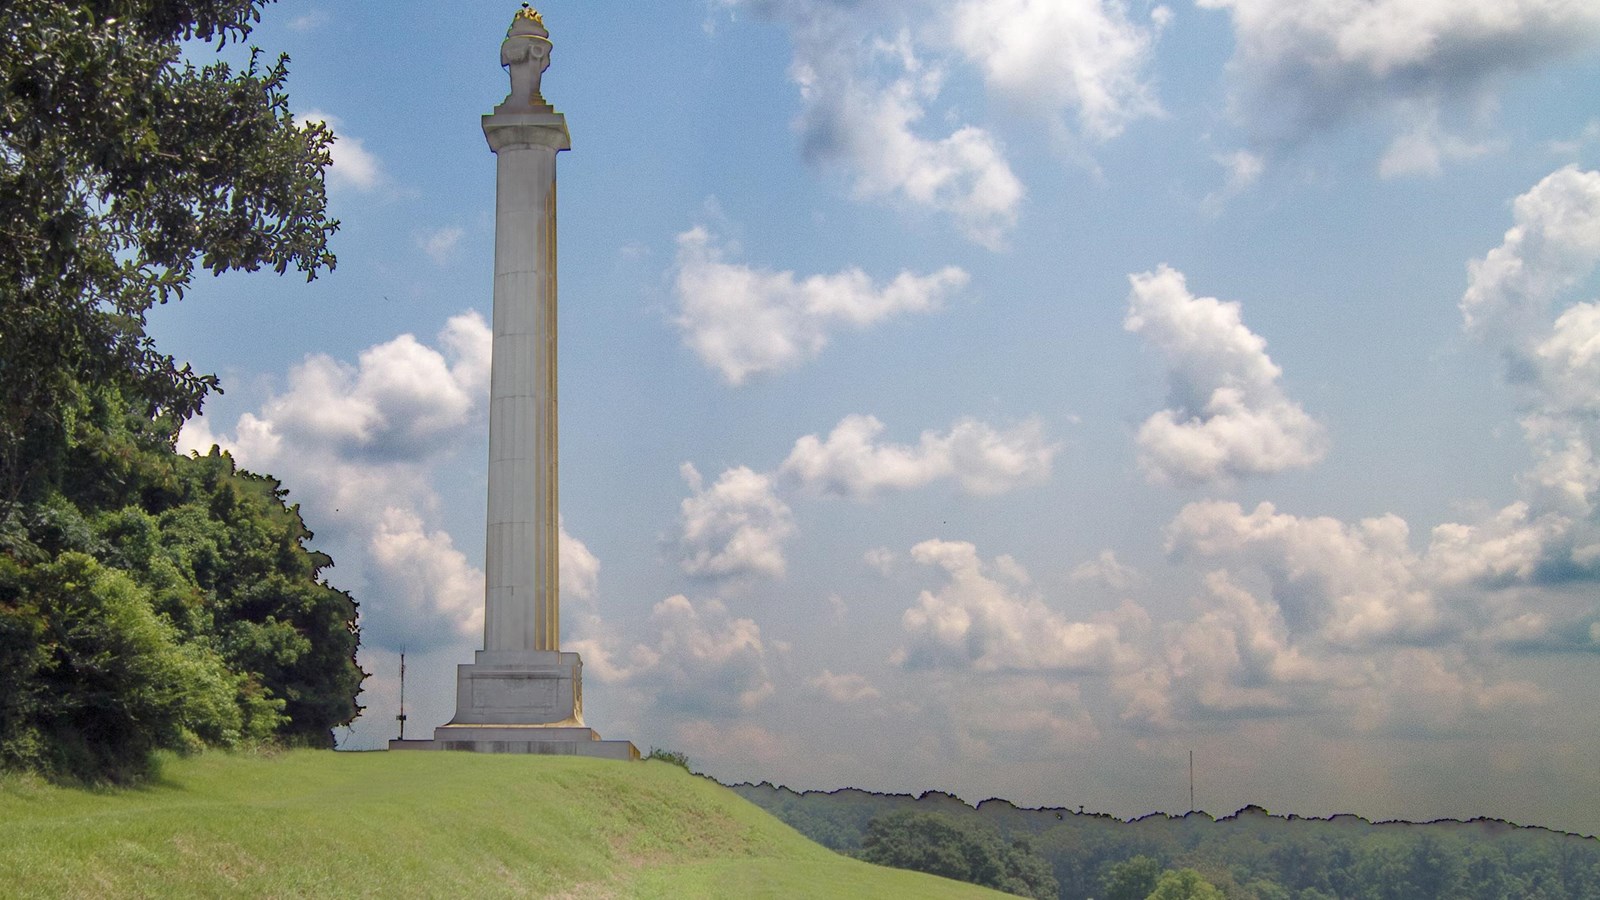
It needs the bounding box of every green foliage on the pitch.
[0,0,358,779]
[0,552,241,781]
[735,787,1600,900]
[0,0,336,509]
[860,810,1059,899]
[1102,854,1163,900]
[646,747,692,771]
[1147,868,1225,900]
[0,387,359,778]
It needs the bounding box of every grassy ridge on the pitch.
[0,750,1006,898]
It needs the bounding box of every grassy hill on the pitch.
[0,749,1008,898]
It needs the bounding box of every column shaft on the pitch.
[482,115,568,653]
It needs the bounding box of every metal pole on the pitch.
[396,650,408,740]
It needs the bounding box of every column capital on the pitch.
[482,111,571,154]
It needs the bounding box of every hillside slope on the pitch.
[0,750,1007,898]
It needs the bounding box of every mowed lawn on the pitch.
[0,749,1008,898]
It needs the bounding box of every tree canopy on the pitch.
[859,809,1059,899]
[0,0,336,508]
[0,0,358,781]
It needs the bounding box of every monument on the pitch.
[390,6,637,761]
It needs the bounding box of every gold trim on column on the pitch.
[545,175,560,651]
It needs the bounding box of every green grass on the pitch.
[0,749,1009,898]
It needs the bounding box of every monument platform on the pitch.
[388,649,639,760]
[389,730,638,760]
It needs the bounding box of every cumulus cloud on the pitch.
[1462,167,1600,529]
[1200,0,1600,164]
[722,1,1024,245]
[678,463,796,579]
[365,507,483,650]
[673,225,967,384]
[1119,571,1542,735]
[949,0,1164,141]
[797,29,1023,247]
[1461,166,1600,338]
[808,670,882,703]
[895,539,1137,673]
[559,518,601,602]
[1167,500,1443,646]
[780,413,1057,498]
[1125,266,1326,484]
[297,110,382,192]
[576,596,776,716]
[1070,550,1141,591]
[178,313,492,652]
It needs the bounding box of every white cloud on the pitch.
[1119,571,1542,735]
[1125,266,1326,484]
[1423,502,1574,585]
[178,313,492,652]
[416,226,464,265]
[648,595,775,713]
[1461,166,1600,336]
[592,596,775,716]
[808,670,882,703]
[246,312,489,461]
[1377,108,1497,179]
[288,10,330,32]
[559,518,600,602]
[1166,500,1442,646]
[678,463,795,579]
[673,225,966,384]
[1204,149,1265,211]
[1463,166,1600,524]
[895,539,1137,673]
[1070,550,1141,591]
[1125,571,1328,726]
[297,110,382,192]
[949,0,1163,141]
[366,507,483,650]
[864,547,897,575]
[780,413,1057,498]
[768,8,1024,246]
[1200,0,1600,163]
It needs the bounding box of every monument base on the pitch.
[387,649,638,760]
[388,730,639,760]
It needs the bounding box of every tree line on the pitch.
[730,783,1600,899]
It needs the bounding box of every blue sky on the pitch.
[153,1,1600,834]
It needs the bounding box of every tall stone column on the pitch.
[390,6,635,760]
[482,45,567,656]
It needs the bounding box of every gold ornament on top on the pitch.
[512,4,550,40]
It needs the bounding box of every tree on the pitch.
[1146,868,1226,900]
[0,552,247,781]
[859,810,1058,899]
[0,1,360,778]
[0,0,336,510]
[1102,854,1164,900]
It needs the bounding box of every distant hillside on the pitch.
[0,751,1007,898]
[729,783,1600,899]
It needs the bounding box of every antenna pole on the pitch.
[1189,750,1195,813]
[396,650,408,741]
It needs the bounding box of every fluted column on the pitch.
[481,109,568,653]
